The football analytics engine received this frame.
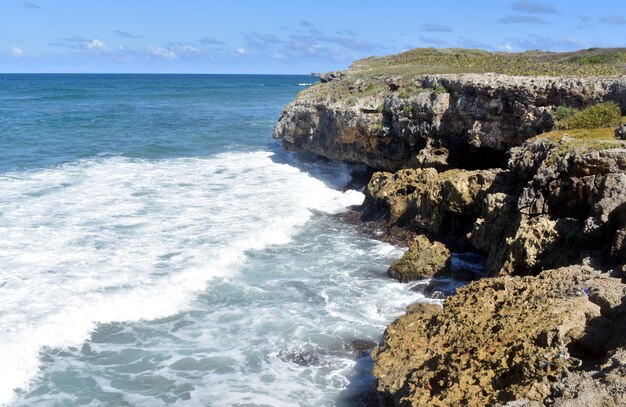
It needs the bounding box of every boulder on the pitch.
[387,235,451,282]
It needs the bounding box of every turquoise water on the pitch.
[0,75,424,406]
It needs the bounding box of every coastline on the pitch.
[274,48,626,406]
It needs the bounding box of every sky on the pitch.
[0,0,625,74]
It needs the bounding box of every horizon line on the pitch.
[0,72,317,75]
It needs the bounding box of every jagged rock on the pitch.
[274,73,626,172]
[387,235,451,282]
[549,348,626,407]
[612,228,626,260]
[498,215,559,275]
[470,139,626,275]
[616,124,626,140]
[364,167,500,235]
[319,71,347,83]
[372,266,626,406]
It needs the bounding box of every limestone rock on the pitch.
[372,266,625,406]
[364,167,500,235]
[472,139,626,275]
[387,235,451,282]
[497,215,559,275]
[274,73,626,172]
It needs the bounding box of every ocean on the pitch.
[0,74,426,406]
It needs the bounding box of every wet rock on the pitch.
[410,279,461,299]
[350,339,378,358]
[278,349,323,366]
[387,235,451,282]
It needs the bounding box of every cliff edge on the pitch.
[274,48,626,406]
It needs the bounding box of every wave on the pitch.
[0,151,363,404]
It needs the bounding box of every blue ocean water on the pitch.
[0,74,425,406]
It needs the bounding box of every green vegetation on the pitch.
[541,127,617,142]
[351,47,626,77]
[537,116,626,155]
[302,48,626,106]
[553,105,574,121]
[556,102,622,130]
[397,85,426,98]
[539,129,622,159]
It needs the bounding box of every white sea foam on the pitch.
[0,151,364,405]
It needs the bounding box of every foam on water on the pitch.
[0,151,364,405]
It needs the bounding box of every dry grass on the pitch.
[351,47,626,78]
[535,125,625,152]
[300,48,626,105]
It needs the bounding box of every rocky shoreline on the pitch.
[274,53,626,406]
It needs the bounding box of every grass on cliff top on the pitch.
[537,118,625,152]
[301,48,626,104]
[556,101,623,130]
[350,47,626,77]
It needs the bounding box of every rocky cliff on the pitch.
[274,48,626,406]
[274,73,626,172]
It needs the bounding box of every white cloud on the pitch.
[148,46,178,60]
[180,45,199,53]
[235,48,246,55]
[87,39,107,50]
[497,43,514,51]
[11,47,24,58]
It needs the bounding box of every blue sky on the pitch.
[1,0,625,73]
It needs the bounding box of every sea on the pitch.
[0,74,431,406]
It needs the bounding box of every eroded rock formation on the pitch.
[274,73,626,172]
[372,265,626,406]
[274,62,626,406]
